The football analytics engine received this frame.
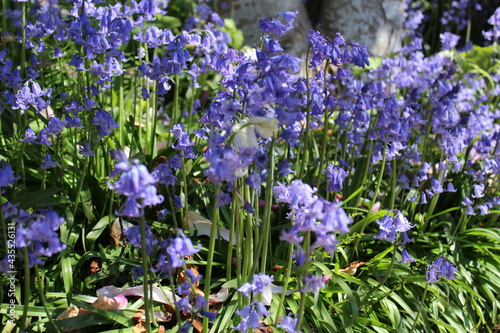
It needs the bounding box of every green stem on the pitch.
[118,75,125,148]
[35,265,61,333]
[68,158,89,243]
[139,216,152,333]
[297,47,312,180]
[243,184,253,279]
[409,283,429,333]
[203,186,221,332]
[273,241,294,325]
[362,241,398,303]
[149,81,158,158]
[295,230,312,330]
[353,143,387,250]
[19,247,31,332]
[389,159,397,210]
[259,139,275,273]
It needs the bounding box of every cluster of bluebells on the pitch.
[1,164,65,269]
[273,179,352,266]
[108,150,164,218]
[0,206,66,270]
[426,256,456,283]
[174,265,217,331]
[232,273,275,332]
[374,210,416,264]
[326,2,500,219]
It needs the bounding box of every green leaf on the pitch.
[86,215,115,250]
[332,274,359,325]
[13,187,65,209]
[60,250,74,305]
[220,18,244,49]
[71,300,136,327]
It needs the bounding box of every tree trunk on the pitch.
[318,0,406,57]
[225,0,312,57]
[225,0,406,58]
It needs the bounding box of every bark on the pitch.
[318,0,406,57]
[222,0,312,58]
[225,0,407,58]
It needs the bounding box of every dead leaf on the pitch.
[110,218,134,246]
[188,211,235,244]
[86,258,102,276]
[91,295,128,310]
[262,284,298,306]
[97,285,182,306]
[56,305,80,320]
[209,287,229,304]
[339,261,366,275]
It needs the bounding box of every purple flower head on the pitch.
[237,273,274,298]
[108,150,164,217]
[279,313,301,333]
[15,209,66,267]
[259,11,297,37]
[204,148,248,185]
[483,7,500,42]
[232,304,261,332]
[3,201,19,219]
[79,142,94,158]
[123,224,157,255]
[13,81,51,113]
[0,163,18,190]
[440,32,460,50]
[92,108,118,139]
[41,154,57,170]
[45,117,67,136]
[374,210,414,243]
[301,274,325,294]
[324,164,349,192]
[471,184,484,198]
[398,249,416,264]
[273,180,317,210]
[20,128,37,143]
[426,256,456,283]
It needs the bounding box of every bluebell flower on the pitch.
[440,32,460,50]
[93,108,118,139]
[471,184,485,198]
[3,201,19,219]
[79,142,94,158]
[426,256,456,283]
[237,273,274,297]
[41,154,57,170]
[258,11,297,37]
[324,164,349,192]
[45,117,67,136]
[123,224,157,255]
[155,233,200,275]
[374,210,414,243]
[482,7,500,42]
[277,159,294,177]
[108,150,164,217]
[398,249,416,264]
[301,274,325,294]
[279,313,300,333]
[0,163,18,190]
[232,304,261,332]
[15,209,66,267]
[20,128,37,143]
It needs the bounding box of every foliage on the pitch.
[0,1,499,333]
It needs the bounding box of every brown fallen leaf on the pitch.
[56,305,80,320]
[91,294,128,311]
[110,218,134,246]
[339,261,366,275]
